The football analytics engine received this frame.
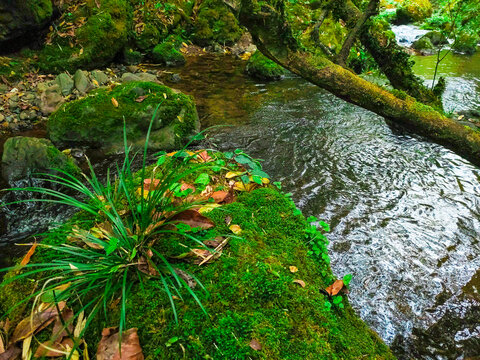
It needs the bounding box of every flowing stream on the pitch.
[1,51,480,358]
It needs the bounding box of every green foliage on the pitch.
[396,0,433,23]
[304,215,331,267]
[152,35,186,66]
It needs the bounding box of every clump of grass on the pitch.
[0,103,223,353]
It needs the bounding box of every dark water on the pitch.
[2,53,480,358]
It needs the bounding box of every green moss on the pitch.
[152,36,186,66]
[193,0,243,46]
[28,0,53,24]
[412,36,435,53]
[37,0,129,73]
[123,48,144,65]
[452,31,479,55]
[245,51,287,81]
[47,81,199,152]
[396,0,433,23]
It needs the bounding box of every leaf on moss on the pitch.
[325,280,344,296]
[249,339,262,351]
[0,346,21,360]
[96,327,143,360]
[229,224,242,235]
[172,209,214,230]
[293,279,306,288]
[20,242,37,266]
[111,97,118,108]
[34,338,74,358]
[289,266,298,273]
[208,191,229,203]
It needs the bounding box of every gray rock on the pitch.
[40,84,64,115]
[1,136,80,185]
[74,70,92,94]
[126,65,139,73]
[91,70,109,85]
[169,73,181,83]
[136,72,158,82]
[121,72,141,83]
[55,73,74,96]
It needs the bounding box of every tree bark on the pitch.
[238,0,480,166]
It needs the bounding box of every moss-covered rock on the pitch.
[47,81,200,153]
[423,30,448,46]
[0,184,395,359]
[396,0,433,23]
[452,31,479,55]
[192,0,243,46]
[123,48,144,65]
[1,136,79,184]
[245,51,287,81]
[37,0,129,73]
[412,36,436,54]
[0,0,53,44]
[152,36,186,66]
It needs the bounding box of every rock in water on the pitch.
[1,137,80,185]
[0,0,53,44]
[91,70,109,85]
[55,73,74,96]
[47,81,200,153]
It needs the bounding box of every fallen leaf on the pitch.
[171,209,214,230]
[20,242,37,266]
[208,191,228,203]
[12,303,66,343]
[174,268,197,289]
[0,334,4,354]
[51,309,74,341]
[249,339,262,351]
[289,266,298,273]
[203,237,225,248]
[22,335,32,360]
[96,327,144,360]
[229,224,242,235]
[143,178,161,191]
[180,183,196,192]
[111,97,119,108]
[225,171,243,179]
[34,338,74,358]
[196,150,211,162]
[233,181,256,192]
[0,346,21,360]
[135,96,146,103]
[293,279,306,288]
[198,203,221,214]
[225,216,232,226]
[325,280,344,296]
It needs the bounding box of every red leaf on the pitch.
[143,178,161,191]
[208,191,229,203]
[197,150,212,162]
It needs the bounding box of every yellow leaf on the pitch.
[239,52,252,60]
[163,93,167,99]
[357,52,360,57]
[79,48,84,55]
[225,171,243,179]
[92,79,99,86]
[111,97,119,107]
[233,181,255,192]
[289,266,298,273]
[177,115,183,122]
[136,187,149,199]
[229,224,242,235]
[293,279,306,288]
[182,42,188,48]
[198,203,221,214]
[261,177,270,184]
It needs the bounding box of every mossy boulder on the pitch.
[47,81,200,153]
[1,136,79,185]
[192,0,243,46]
[0,0,53,44]
[423,30,448,46]
[452,31,479,55]
[152,36,186,66]
[395,0,433,23]
[0,185,396,359]
[123,48,144,65]
[37,0,129,73]
[245,51,287,81]
[412,36,436,54]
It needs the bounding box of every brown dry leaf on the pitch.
[20,242,37,266]
[180,183,196,192]
[293,279,306,288]
[208,191,228,203]
[135,95,146,103]
[174,268,197,289]
[196,150,212,162]
[12,302,66,343]
[51,309,74,342]
[203,237,224,248]
[137,256,159,276]
[171,209,214,230]
[325,280,344,296]
[111,97,119,108]
[0,346,21,360]
[225,216,232,226]
[94,0,101,8]
[289,266,298,273]
[0,334,4,354]
[229,224,242,235]
[96,327,144,360]
[143,178,161,191]
[34,338,74,358]
[249,339,262,351]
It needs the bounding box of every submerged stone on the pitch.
[1,136,79,185]
[47,81,200,153]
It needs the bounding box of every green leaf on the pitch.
[250,168,269,178]
[240,174,250,184]
[106,237,119,255]
[343,274,353,287]
[273,181,282,190]
[252,175,263,185]
[224,152,234,159]
[234,154,251,165]
[319,221,330,232]
[333,296,343,305]
[195,173,210,185]
[307,216,318,223]
[157,155,167,166]
[166,336,179,348]
[234,149,243,154]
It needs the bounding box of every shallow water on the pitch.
[2,52,480,358]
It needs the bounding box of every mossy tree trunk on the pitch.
[237,0,480,166]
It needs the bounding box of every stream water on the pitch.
[1,49,480,358]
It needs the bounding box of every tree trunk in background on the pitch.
[237,0,480,166]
